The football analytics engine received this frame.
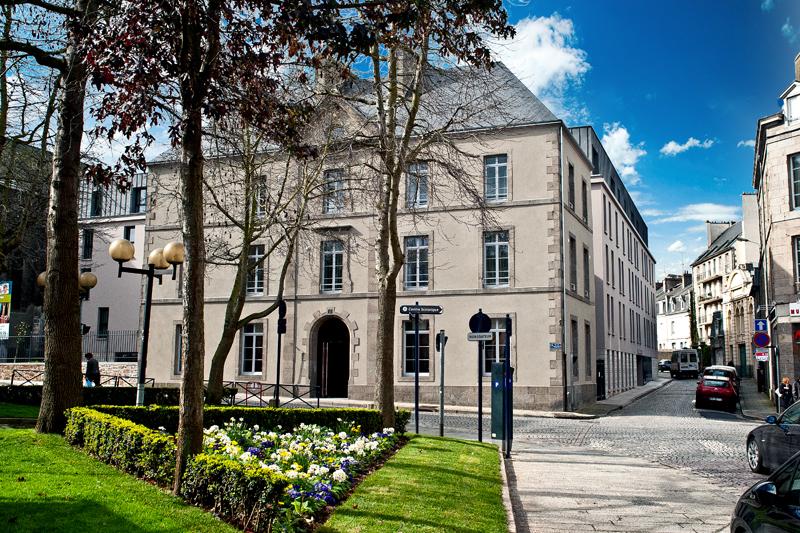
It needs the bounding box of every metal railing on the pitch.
[10,368,154,387]
[220,381,321,408]
[0,331,139,363]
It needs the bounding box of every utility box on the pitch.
[491,362,505,439]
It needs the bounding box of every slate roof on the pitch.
[691,222,742,266]
[150,61,558,164]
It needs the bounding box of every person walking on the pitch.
[779,377,793,412]
[793,376,800,404]
[84,352,100,387]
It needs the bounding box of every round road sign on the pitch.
[753,332,771,348]
[469,309,491,333]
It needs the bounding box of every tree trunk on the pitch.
[35,3,88,434]
[374,275,397,428]
[206,270,246,404]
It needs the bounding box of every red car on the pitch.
[695,375,737,412]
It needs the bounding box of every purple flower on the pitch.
[246,446,263,458]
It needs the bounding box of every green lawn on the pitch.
[0,403,40,419]
[319,435,507,533]
[0,429,236,532]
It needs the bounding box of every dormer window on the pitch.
[787,95,799,123]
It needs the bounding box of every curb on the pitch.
[590,379,674,417]
[0,417,36,428]
[498,449,516,533]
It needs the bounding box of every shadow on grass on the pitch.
[318,508,494,533]
[383,459,500,484]
[0,499,149,533]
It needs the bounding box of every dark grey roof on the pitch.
[150,62,559,165]
[691,222,741,266]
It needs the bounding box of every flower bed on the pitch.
[190,417,400,531]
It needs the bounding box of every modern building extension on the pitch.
[570,126,658,400]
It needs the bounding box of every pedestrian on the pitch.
[794,376,800,403]
[84,352,100,387]
[778,377,793,412]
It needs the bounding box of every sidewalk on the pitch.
[739,377,776,421]
[576,376,672,416]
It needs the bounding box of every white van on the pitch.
[670,349,699,379]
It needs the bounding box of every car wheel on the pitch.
[695,396,703,409]
[747,437,764,473]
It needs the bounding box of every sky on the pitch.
[492,0,800,278]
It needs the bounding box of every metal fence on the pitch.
[0,331,140,363]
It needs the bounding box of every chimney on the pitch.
[795,52,800,82]
[395,46,419,95]
[706,221,735,247]
[315,58,343,95]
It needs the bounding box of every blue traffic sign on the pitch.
[755,319,768,333]
[753,332,771,348]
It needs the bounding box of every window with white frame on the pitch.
[247,245,265,294]
[792,154,800,210]
[320,240,344,292]
[404,236,429,290]
[484,154,508,202]
[173,324,183,375]
[322,169,345,214]
[406,162,429,208]
[130,187,146,214]
[483,318,508,374]
[794,236,800,285]
[123,225,135,244]
[568,235,577,291]
[567,163,575,208]
[483,231,509,287]
[402,319,430,375]
[255,176,268,218]
[240,323,263,375]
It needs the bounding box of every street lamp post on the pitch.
[109,238,185,406]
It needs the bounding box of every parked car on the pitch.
[732,449,800,532]
[658,359,671,372]
[702,365,740,396]
[747,402,800,474]
[695,375,737,412]
[670,349,699,378]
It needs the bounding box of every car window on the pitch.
[774,458,799,496]
[703,379,729,388]
[690,354,698,362]
[681,354,688,363]
[782,404,800,425]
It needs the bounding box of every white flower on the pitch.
[253,425,259,431]
[332,469,347,482]
[318,466,329,475]
[338,432,348,439]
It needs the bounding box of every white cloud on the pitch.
[628,190,654,207]
[762,0,774,10]
[737,139,756,148]
[652,203,740,224]
[667,240,687,253]
[659,137,715,156]
[600,123,646,185]
[640,208,665,218]
[490,14,590,123]
[686,224,707,233]
[782,18,797,43]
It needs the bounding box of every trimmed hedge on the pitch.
[181,454,289,532]
[64,407,176,486]
[90,405,411,435]
[0,385,181,406]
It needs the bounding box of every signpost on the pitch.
[273,299,287,406]
[401,302,443,434]
[468,309,491,442]
[754,319,768,332]
[755,350,769,362]
[503,314,513,458]
[436,330,448,437]
[0,281,10,341]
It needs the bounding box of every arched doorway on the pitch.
[315,318,350,398]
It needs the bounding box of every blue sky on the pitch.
[494,0,800,277]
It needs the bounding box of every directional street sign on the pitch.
[753,331,771,348]
[400,304,443,315]
[467,332,493,342]
[754,319,768,333]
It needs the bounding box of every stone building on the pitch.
[753,53,800,392]
[691,194,759,374]
[143,63,600,410]
[656,273,693,354]
[570,126,658,400]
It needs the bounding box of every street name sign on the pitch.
[791,302,800,317]
[754,319,768,332]
[400,304,443,315]
[755,351,769,362]
[467,332,493,342]
[549,342,562,351]
[753,332,771,348]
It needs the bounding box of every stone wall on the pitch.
[0,362,138,383]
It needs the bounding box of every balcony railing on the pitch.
[0,330,140,363]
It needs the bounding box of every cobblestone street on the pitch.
[416,377,770,531]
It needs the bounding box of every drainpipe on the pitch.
[558,125,569,411]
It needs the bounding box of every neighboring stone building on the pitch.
[753,53,800,394]
[144,62,600,410]
[691,194,759,374]
[77,173,148,359]
[570,126,658,401]
[656,273,693,354]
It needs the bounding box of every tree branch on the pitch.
[4,0,81,17]
[0,40,65,71]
